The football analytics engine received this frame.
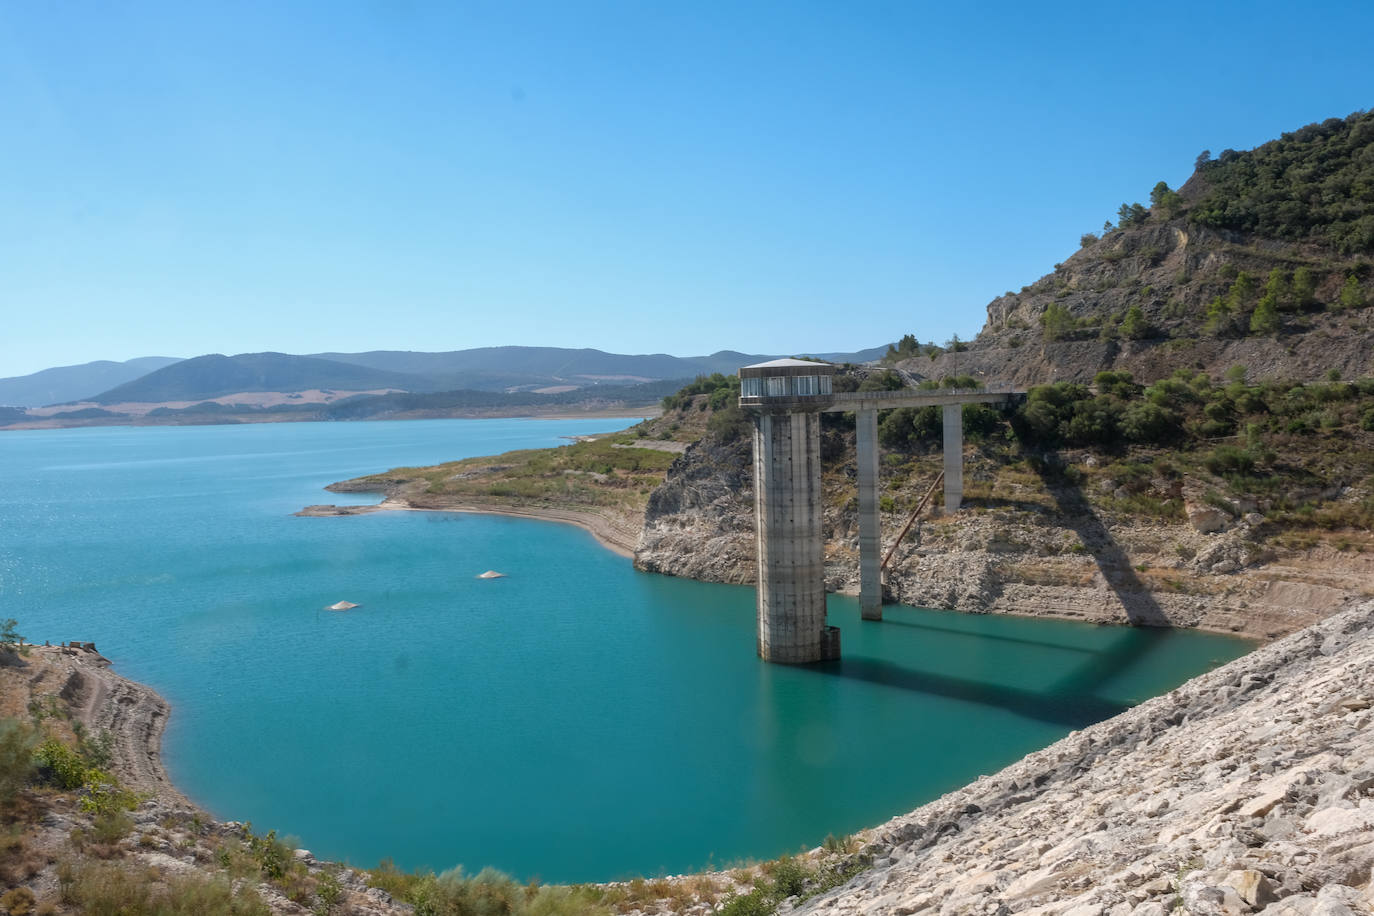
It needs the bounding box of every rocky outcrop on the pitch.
[795,599,1374,916]
[635,435,757,583]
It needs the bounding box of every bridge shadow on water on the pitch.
[814,657,1130,729]
[875,617,1096,654]
[807,457,1184,729]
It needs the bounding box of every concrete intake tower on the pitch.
[740,359,1020,665]
[739,359,840,663]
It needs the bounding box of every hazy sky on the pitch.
[3,1,1372,377]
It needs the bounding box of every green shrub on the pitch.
[766,857,810,899]
[822,833,853,854]
[1120,402,1181,443]
[720,888,775,916]
[33,738,88,790]
[524,886,610,916]
[0,619,22,650]
[857,370,904,392]
[1120,304,1151,339]
[59,860,153,913]
[59,860,270,916]
[1040,303,1079,341]
[160,874,272,915]
[707,404,751,443]
[0,719,36,810]
[73,725,115,771]
[245,828,294,881]
[940,374,981,390]
[412,867,527,916]
[91,811,135,845]
[80,774,141,817]
[1339,275,1367,309]
[1204,446,1256,476]
[961,404,1003,441]
[368,858,430,903]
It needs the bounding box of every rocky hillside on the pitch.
[637,365,1374,640]
[637,113,1374,640]
[915,111,1374,387]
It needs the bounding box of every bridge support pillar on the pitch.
[943,403,963,514]
[753,410,837,663]
[856,409,882,621]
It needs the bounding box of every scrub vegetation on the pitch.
[849,367,1374,542]
[364,356,1374,558]
[350,434,680,516]
[358,839,870,916]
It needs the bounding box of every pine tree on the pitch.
[1041,303,1077,341]
[1339,275,1367,310]
[1250,293,1280,334]
[1291,267,1317,309]
[1120,304,1151,339]
[1203,296,1233,336]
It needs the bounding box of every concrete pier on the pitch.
[943,403,963,514]
[856,409,882,621]
[753,410,833,662]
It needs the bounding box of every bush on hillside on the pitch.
[0,719,36,811]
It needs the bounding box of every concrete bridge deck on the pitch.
[739,387,1020,413]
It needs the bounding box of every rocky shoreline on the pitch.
[11,643,192,810]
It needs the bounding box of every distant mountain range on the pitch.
[0,357,182,407]
[0,345,889,407]
[89,353,421,404]
[309,346,889,389]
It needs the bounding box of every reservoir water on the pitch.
[0,419,1251,882]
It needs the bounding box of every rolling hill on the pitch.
[0,356,182,407]
[312,346,889,392]
[916,109,1374,387]
[77,346,890,406]
[87,353,421,404]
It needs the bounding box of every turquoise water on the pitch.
[0,420,1251,882]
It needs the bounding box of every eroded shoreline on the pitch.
[6,643,194,811]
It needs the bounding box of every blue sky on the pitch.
[2,1,1372,377]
